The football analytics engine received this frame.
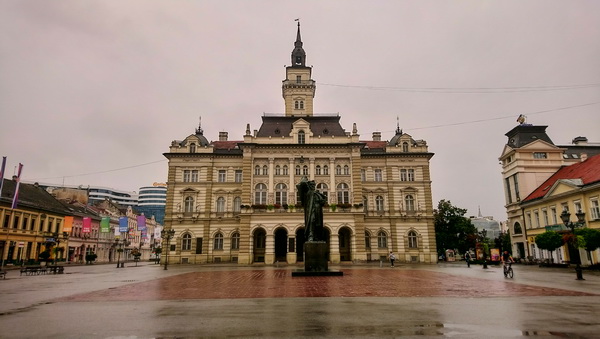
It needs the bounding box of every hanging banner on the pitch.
[137,215,146,231]
[82,217,92,233]
[11,163,23,209]
[100,217,110,233]
[63,216,74,232]
[119,217,128,233]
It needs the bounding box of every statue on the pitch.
[296,177,326,242]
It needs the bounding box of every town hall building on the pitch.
[163,24,437,265]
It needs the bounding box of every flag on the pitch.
[137,215,146,231]
[82,217,92,233]
[11,163,23,209]
[0,156,6,198]
[63,216,74,232]
[100,217,110,233]
[119,217,128,233]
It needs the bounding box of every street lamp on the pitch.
[480,229,488,269]
[114,238,130,268]
[161,228,175,270]
[560,210,586,280]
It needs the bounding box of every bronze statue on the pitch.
[296,177,326,242]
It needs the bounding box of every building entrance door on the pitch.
[253,228,266,263]
[339,227,351,261]
[274,228,288,262]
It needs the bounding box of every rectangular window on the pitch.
[374,169,382,182]
[550,206,557,224]
[526,212,532,229]
[513,175,520,201]
[400,169,408,181]
[534,211,540,228]
[235,170,243,182]
[183,170,191,182]
[218,170,226,182]
[542,209,548,226]
[574,201,582,213]
[505,177,513,204]
[360,169,365,181]
[191,170,198,182]
[12,215,20,229]
[533,152,547,159]
[591,199,600,220]
[407,169,415,181]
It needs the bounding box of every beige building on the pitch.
[499,120,600,259]
[163,24,437,265]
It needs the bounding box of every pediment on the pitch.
[518,139,559,151]
[544,179,583,198]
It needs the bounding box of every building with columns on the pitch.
[163,24,437,265]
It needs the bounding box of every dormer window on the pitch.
[298,130,305,144]
[190,143,196,153]
[402,142,409,152]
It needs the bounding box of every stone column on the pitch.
[329,157,336,202]
[265,234,275,264]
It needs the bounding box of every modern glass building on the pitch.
[136,185,167,225]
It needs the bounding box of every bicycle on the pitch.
[503,262,514,278]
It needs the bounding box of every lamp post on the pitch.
[114,238,129,268]
[480,229,488,269]
[161,228,175,270]
[560,210,586,280]
[44,231,69,265]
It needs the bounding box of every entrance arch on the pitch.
[274,228,288,262]
[253,228,266,263]
[339,227,352,261]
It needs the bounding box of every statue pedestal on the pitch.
[292,241,343,277]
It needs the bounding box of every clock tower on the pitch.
[282,22,316,116]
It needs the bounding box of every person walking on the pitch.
[465,251,472,268]
[389,251,396,267]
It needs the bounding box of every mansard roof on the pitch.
[256,115,347,138]
[522,154,600,203]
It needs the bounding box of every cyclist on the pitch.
[501,250,514,277]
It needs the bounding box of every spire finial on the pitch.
[195,116,204,135]
[396,116,402,135]
[291,19,306,66]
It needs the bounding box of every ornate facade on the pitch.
[163,24,437,265]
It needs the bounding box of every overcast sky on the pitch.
[1,1,599,221]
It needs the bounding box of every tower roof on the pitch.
[291,22,306,67]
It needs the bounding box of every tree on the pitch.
[535,231,563,263]
[434,200,477,256]
[575,228,600,264]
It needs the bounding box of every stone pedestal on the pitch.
[304,241,328,272]
[292,241,343,277]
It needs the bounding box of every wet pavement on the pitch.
[1,262,599,338]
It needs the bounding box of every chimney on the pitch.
[219,131,228,141]
[372,132,381,141]
[572,136,588,145]
[581,153,588,162]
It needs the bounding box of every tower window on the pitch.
[296,75,301,83]
[298,130,305,144]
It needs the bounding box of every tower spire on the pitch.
[195,116,203,135]
[291,20,306,67]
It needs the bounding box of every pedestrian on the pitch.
[388,251,396,267]
[465,251,472,268]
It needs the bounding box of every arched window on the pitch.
[405,195,415,211]
[254,165,261,175]
[343,165,350,175]
[231,232,240,250]
[323,165,329,175]
[233,197,241,213]
[275,165,281,176]
[316,183,328,201]
[336,165,342,175]
[408,230,418,248]
[182,233,192,251]
[294,100,299,109]
[365,231,371,249]
[262,165,268,176]
[513,222,523,235]
[375,196,384,211]
[184,197,194,213]
[216,197,225,212]
[299,101,304,109]
[190,143,196,153]
[315,165,321,175]
[298,130,305,144]
[302,165,309,175]
[295,165,301,175]
[255,183,267,204]
[402,142,409,152]
[275,183,288,205]
[337,183,350,204]
[377,231,388,248]
[282,165,289,175]
[213,232,223,250]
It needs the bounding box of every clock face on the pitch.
[295,56,302,64]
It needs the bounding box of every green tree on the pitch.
[434,200,477,256]
[575,228,600,264]
[535,231,563,263]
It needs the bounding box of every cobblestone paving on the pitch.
[58,268,596,302]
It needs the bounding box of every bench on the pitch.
[20,266,47,276]
[47,266,65,274]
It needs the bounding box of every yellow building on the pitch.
[520,154,600,265]
[163,24,437,265]
[1,179,70,266]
